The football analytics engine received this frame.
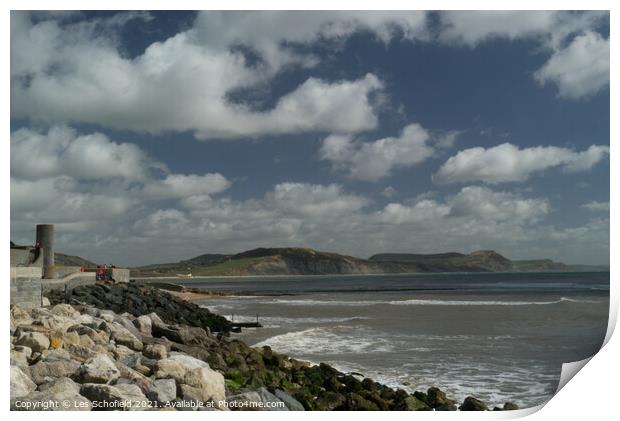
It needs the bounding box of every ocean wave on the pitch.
[253,296,602,307]
[253,326,394,355]
[386,297,596,306]
[222,315,371,328]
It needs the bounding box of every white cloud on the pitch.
[534,31,610,99]
[381,186,397,198]
[267,182,369,217]
[433,143,609,184]
[11,12,424,139]
[10,169,609,265]
[10,125,231,229]
[10,176,136,224]
[437,11,605,48]
[10,125,155,181]
[320,123,451,181]
[142,174,231,200]
[376,200,450,224]
[376,186,548,225]
[438,11,609,100]
[448,186,549,223]
[582,201,610,212]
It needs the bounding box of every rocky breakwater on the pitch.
[46,282,232,333]
[10,282,519,411]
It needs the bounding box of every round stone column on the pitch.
[36,224,55,279]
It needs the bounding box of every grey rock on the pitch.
[11,365,36,399]
[29,359,81,385]
[228,388,288,411]
[101,321,143,351]
[256,387,289,411]
[40,348,72,362]
[275,389,305,411]
[80,383,147,411]
[15,331,50,352]
[147,378,177,403]
[11,347,31,367]
[12,378,91,411]
[143,344,167,360]
[146,312,165,326]
[133,315,152,335]
[78,354,121,383]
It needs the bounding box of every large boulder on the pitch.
[79,383,148,411]
[113,383,150,408]
[11,305,33,325]
[274,389,305,411]
[147,378,177,403]
[404,395,432,411]
[28,359,81,384]
[227,388,288,411]
[12,378,92,411]
[114,362,154,395]
[151,323,210,345]
[155,353,225,405]
[15,331,50,352]
[11,346,32,367]
[143,344,167,360]
[78,354,121,383]
[459,396,488,411]
[426,387,457,410]
[133,315,152,335]
[67,324,109,345]
[10,366,36,399]
[101,322,143,351]
[50,304,81,319]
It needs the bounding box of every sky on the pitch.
[9,10,610,266]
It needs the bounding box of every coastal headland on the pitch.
[130,247,607,278]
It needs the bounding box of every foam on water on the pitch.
[387,296,599,306]
[239,296,602,307]
[253,325,394,354]
[323,359,558,408]
[222,315,371,328]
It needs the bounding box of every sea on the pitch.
[177,272,609,409]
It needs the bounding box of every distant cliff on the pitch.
[131,247,606,277]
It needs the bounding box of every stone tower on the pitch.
[36,224,54,279]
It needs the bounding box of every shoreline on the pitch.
[131,268,610,282]
[11,281,519,411]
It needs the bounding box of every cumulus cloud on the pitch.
[266,183,369,217]
[582,201,610,212]
[433,143,609,184]
[10,125,231,231]
[320,123,454,181]
[438,11,609,100]
[10,125,156,181]
[11,11,427,139]
[10,164,608,265]
[534,31,610,99]
[376,186,549,225]
[437,11,605,48]
[142,174,231,200]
